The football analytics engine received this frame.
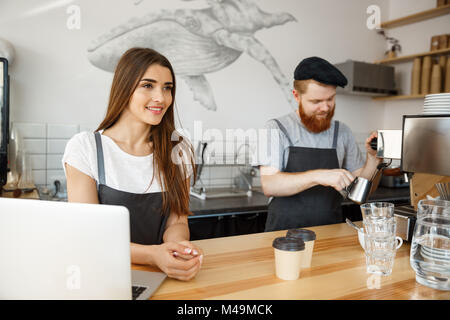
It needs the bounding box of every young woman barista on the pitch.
[63,48,203,281]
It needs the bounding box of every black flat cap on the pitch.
[294,56,348,88]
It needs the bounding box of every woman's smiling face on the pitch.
[127,63,174,126]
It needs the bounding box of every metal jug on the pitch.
[346,177,372,204]
[341,162,390,204]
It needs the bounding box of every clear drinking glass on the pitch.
[363,218,396,235]
[17,151,34,189]
[360,202,394,223]
[410,199,450,291]
[364,221,403,276]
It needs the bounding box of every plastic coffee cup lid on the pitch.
[286,229,317,241]
[272,237,305,251]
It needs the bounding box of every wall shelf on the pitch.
[372,94,426,101]
[373,5,450,100]
[380,4,450,29]
[375,48,450,64]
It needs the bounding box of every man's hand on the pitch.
[352,131,383,184]
[315,169,355,191]
[365,131,379,159]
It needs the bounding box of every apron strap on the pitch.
[273,119,339,149]
[272,119,294,146]
[94,131,106,186]
[332,121,340,149]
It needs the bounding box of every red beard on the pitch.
[299,102,335,133]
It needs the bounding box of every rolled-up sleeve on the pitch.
[342,128,365,173]
[62,133,95,179]
[254,120,288,171]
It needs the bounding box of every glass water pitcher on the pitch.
[410,199,450,291]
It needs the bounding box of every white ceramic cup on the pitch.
[358,228,403,250]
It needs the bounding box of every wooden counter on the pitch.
[133,223,450,300]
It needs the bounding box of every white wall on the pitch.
[2,0,389,136]
[3,0,447,187]
[381,0,450,129]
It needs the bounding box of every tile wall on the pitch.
[11,122,94,189]
[10,122,369,192]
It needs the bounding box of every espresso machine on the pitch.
[372,115,450,241]
[0,58,9,190]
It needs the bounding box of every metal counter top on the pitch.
[189,187,411,217]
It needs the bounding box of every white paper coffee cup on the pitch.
[272,237,305,280]
[286,229,316,268]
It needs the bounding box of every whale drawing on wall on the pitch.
[87,0,297,111]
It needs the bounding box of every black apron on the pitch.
[94,132,168,245]
[265,120,343,232]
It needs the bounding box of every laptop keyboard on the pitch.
[132,285,149,300]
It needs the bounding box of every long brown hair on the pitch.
[96,47,195,216]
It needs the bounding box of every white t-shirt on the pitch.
[62,131,192,194]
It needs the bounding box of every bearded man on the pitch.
[259,56,382,231]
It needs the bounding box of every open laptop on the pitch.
[0,197,166,300]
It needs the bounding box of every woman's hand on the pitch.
[151,242,202,281]
[172,240,204,260]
